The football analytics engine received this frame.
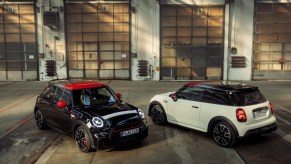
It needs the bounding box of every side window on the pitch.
[80,89,91,106]
[54,88,64,101]
[176,86,203,101]
[60,90,72,107]
[42,85,55,99]
[202,89,231,105]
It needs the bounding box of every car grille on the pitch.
[109,123,146,146]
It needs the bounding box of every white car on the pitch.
[148,81,277,147]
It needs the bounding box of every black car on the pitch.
[34,79,148,152]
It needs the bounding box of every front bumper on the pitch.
[92,122,148,149]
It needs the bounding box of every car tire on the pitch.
[150,105,167,125]
[212,121,236,147]
[75,126,92,153]
[35,110,48,130]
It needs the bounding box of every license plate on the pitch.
[120,128,139,137]
[253,109,268,118]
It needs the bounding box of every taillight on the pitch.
[269,102,274,114]
[236,108,247,122]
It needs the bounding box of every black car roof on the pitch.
[186,81,258,92]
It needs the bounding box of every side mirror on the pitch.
[116,93,122,99]
[170,93,178,102]
[57,100,67,108]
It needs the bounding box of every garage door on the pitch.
[253,3,291,80]
[65,1,130,80]
[0,3,37,80]
[160,5,225,80]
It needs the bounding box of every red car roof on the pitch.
[185,81,208,86]
[63,82,107,90]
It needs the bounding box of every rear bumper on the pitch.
[244,123,277,137]
[235,115,277,137]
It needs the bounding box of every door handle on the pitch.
[192,106,199,108]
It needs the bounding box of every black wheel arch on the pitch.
[207,116,239,137]
[148,101,164,117]
[34,106,39,113]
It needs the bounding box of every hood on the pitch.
[80,102,138,118]
[80,102,142,128]
[159,92,175,97]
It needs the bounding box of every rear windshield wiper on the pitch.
[246,101,260,105]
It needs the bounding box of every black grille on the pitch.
[109,123,145,146]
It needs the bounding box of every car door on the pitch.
[199,89,232,130]
[167,86,203,128]
[38,85,56,125]
[51,88,74,133]
[47,87,64,129]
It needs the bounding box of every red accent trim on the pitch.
[112,124,143,133]
[63,82,106,90]
[57,100,67,108]
[185,81,208,86]
[83,135,87,146]
[269,102,275,114]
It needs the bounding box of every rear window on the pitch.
[201,89,232,105]
[232,89,266,106]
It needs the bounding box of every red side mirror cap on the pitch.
[116,93,122,99]
[170,93,177,101]
[57,100,67,108]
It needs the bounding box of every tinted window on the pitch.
[42,85,55,99]
[202,89,231,105]
[176,86,203,101]
[61,90,72,107]
[232,89,266,106]
[54,88,64,101]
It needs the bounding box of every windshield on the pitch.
[232,89,266,106]
[72,86,118,107]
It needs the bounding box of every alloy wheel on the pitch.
[213,123,232,147]
[35,110,46,129]
[75,128,87,151]
[151,105,165,125]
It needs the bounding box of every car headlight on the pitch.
[138,109,145,120]
[92,117,104,128]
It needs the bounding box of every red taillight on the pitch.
[269,102,275,114]
[236,108,247,122]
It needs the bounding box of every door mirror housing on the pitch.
[57,100,67,108]
[116,93,122,99]
[170,93,178,102]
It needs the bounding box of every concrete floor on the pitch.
[0,80,290,164]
